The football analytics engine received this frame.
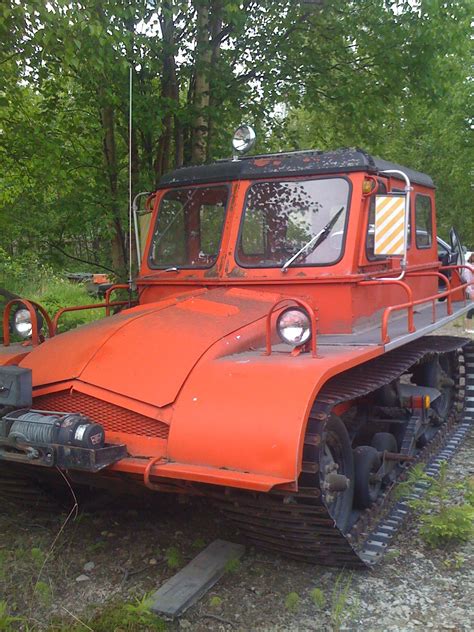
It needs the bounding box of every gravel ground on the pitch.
[0,322,472,631]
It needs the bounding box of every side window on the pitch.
[415,195,433,249]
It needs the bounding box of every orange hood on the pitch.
[20,288,277,408]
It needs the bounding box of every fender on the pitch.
[156,320,383,488]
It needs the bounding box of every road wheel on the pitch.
[371,432,398,462]
[318,414,354,532]
[353,446,381,509]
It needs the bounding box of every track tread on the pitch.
[218,336,473,568]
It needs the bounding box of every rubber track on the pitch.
[217,336,473,568]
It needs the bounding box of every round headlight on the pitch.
[14,308,33,339]
[232,124,256,155]
[277,308,311,346]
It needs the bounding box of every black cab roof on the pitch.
[158,147,435,189]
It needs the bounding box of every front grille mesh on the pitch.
[33,391,169,439]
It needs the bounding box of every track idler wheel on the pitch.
[353,446,381,509]
[319,415,354,532]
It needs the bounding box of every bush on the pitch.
[284,592,300,612]
[310,587,326,609]
[397,462,474,547]
[0,600,22,631]
[0,249,104,333]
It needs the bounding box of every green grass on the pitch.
[46,597,166,632]
[1,259,107,334]
[284,592,300,612]
[0,600,22,631]
[27,277,103,332]
[209,596,222,608]
[165,546,183,570]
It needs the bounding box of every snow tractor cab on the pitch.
[1,127,473,568]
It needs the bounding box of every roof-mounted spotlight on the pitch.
[232,125,256,161]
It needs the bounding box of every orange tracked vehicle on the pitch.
[1,128,473,567]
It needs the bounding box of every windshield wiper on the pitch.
[281,207,345,273]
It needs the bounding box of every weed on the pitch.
[34,580,53,607]
[224,557,241,574]
[310,587,326,609]
[76,596,166,632]
[87,540,106,553]
[397,462,474,546]
[30,547,45,569]
[123,593,155,619]
[165,546,182,570]
[209,596,222,608]
[0,601,22,631]
[443,552,465,570]
[0,551,8,582]
[384,548,401,561]
[330,573,359,632]
[285,592,300,612]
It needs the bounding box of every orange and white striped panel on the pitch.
[374,195,406,256]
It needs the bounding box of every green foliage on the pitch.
[384,548,401,561]
[30,547,45,570]
[397,462,474,546]
[191,537,206,550]
[0,601,22,632]
[1,0,472,279]
[0,248,103,333]
[209,596,222,608]
[121,594,163,628]
[443,552,465,570]
[79,596,166,632]
[34,581,53,607]
[310,587,326,609]
[284,592,300,612]
[224,557,241,574]
[164,546,182,570]
[330,573,359,632]
[0,551,8,583]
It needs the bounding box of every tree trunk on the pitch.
[100,103,126,273]
[206,0,223,161]
[191,0,212,164]
[154,0,182,182]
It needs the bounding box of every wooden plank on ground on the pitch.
[150,539,245,618]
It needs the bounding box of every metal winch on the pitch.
[3,410,105,450]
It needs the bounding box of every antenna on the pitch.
[128,65,133,291]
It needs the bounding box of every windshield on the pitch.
[237,178,350,267]
[148,185,228,269]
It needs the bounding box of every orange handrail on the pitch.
[406,271,452,315]
[52,301,129,335]
[440,264,474,275]
[381,275,474,344]
[265,298,318,357]
[2,299,54,347]
[104,284,131,316]
[359,279,415,333]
